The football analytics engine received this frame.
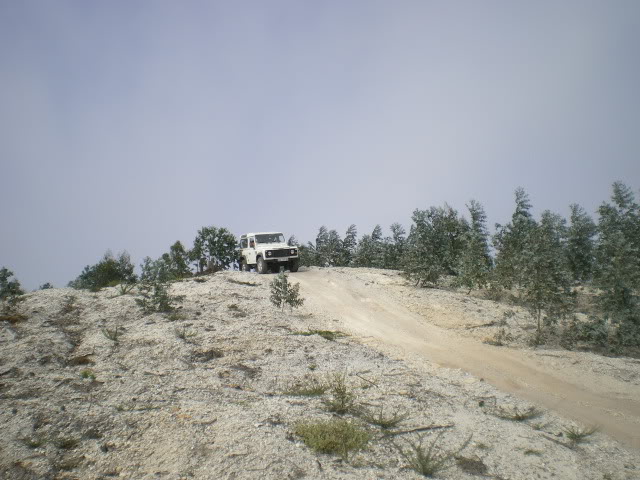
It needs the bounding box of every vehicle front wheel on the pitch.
[289,259,300,272]
[257,257,268,274]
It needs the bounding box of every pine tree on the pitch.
[371,225,383,243]
[314,226,330,266]
[298,227,329,267]
[270,272,304,311]
[354,234,374,267]
[566,204,597,283]
[324,230,342,266]
[456,200,493,291]
[519,210,573,343]
[383,223,406,269]
[493,188,537,289]
[340,224,358,266]
[370,225,385,268]
[353,225,385,268]
[298,243,317,267]
[593,182,640,346]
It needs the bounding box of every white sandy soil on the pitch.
[1,267,639,479]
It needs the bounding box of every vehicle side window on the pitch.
[249,237,255,248]
[241,238,248,248]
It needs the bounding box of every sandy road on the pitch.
[292,269,640,452]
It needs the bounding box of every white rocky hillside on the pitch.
[1,269,639,480]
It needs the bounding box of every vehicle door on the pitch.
[239,237,248,264]
[246,236,257,264]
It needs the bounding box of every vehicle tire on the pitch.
[240,259,249,272]
[289,259,299,272]
[257,257,268,274]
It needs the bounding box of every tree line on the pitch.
[2,182,638,352]
[292,182,640,351]
[65,226,238,291]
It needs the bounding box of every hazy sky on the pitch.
[1,1,639,290]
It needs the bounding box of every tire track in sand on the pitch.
[293,269,640,452]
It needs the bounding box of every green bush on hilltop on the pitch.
[69,251,136,291]
[0,267,25,313]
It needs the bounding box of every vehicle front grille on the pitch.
[268,249,291,258]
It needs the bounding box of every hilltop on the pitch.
[1,268,639,479]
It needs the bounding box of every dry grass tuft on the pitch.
[292,330,348,341]
[494,405,542,422]
[396,432,472,477]
[283,375,329,397]
[0,313,27,323]
[563,425,598,446]
[357,405,409,430]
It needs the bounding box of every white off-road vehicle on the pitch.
[238,232,300,274]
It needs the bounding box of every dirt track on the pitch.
[293,268,640,451]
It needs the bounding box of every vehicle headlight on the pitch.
[290,249,296,255]
[267,251,272,257]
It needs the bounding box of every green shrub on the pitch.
[140,255,176,283]
[69,251,136,291]
[80,369,96,381]
[270,272,304,311]
[323,372,356,415]
[60,294,79,315]
[0,267,24,313]
[136,282,184,314]
[295,419,370,461]
[189,226,237,273]
[102,326,121,343]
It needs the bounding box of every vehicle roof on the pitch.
[243,232,284,237]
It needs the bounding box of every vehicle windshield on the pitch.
[255,233,285,244]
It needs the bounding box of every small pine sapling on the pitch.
[270,272,304,311]
[136,281,184,314]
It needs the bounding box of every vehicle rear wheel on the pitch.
[289,259,299,272]
[240,259,249,272]
[257,257,268,274]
